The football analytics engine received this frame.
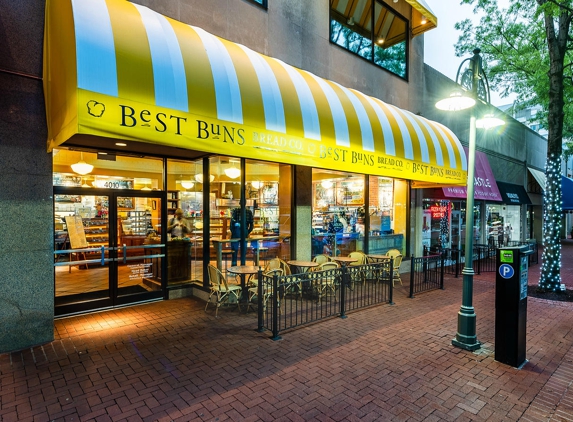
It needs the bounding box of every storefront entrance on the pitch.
[54,188,164,316]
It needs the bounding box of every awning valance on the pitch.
[496,182,532,205]
[43,0,466,185]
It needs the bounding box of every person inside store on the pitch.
[95,203,106,218]
[323,213,344,256]
[230,206,254,266]
[167,208,190,239]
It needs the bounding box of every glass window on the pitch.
[330,0,408,78]
[367,176,406,255]
[312,169,365,257]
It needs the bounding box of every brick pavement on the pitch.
[1,241,573,421]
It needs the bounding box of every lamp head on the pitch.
[435,90,476,111]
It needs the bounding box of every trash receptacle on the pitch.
[495,246,529,367]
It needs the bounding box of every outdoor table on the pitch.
[287,260,319,273]
[331,256,358,267]
[227,265,261,300]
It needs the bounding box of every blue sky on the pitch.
[424,0,514,107]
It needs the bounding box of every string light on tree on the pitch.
[539,154,562,291]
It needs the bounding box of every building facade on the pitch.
[0,0,546,353]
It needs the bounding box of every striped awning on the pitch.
[43,0,467,185]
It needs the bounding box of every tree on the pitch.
[455,0,573,291]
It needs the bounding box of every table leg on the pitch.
[215,243,223,271]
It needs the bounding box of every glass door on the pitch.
[54,190,113,315]
[54,189,165,315]
[115,194,164,304]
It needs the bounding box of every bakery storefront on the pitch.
[45,0,467,315]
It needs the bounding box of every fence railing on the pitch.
[409,254,444,298]
[424,239,539,278]
[255,261,393,340]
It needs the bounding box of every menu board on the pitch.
[65,216,88,249]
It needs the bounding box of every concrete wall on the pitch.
[0,0,54,353]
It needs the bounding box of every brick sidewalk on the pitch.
[2,242,573,421]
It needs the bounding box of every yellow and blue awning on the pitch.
[43,0,466,185]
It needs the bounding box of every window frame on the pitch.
[328,0,409,80]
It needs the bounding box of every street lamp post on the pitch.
[436,48,504,351]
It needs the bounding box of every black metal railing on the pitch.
[409,254,444,298]
[424,246,460,278]
[255,261,393,340]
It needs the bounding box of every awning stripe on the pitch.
[336,84,375,152]
[134,4,188,112]
[364,97,396,156]
[193,27,243,124]
[307,72,350,147]
[385,105,414,160]
[273,59,321,140]
[410,114,444,166]
[237,45,286,134]
[72,0,117,96]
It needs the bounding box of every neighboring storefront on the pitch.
[44,0,467,315]
[420,149,502,251]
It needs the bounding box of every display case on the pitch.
[83,218,109,247]
[120,211,152,236]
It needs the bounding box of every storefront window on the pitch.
[312,170,365,257]
[368,176,407,255]
[486,204,521,247]
[422,200,481,251]
[330,0,408,78]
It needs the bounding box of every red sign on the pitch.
[430,205,448,219]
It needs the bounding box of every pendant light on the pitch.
[71,152,94,175]
[180,180,195,189]
[224,161,241,179]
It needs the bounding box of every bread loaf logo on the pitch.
[87,100,105,117]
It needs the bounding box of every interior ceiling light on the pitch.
[421,16,427,24]
[71,152,94,175]
[393,0,398,3]
[377,38,384,44]
[180,180,195,189]
[194,174,215,184]
[321,180,334,189]
[115,142,127,147]
[224,162,241,179]
[252,181,263,189]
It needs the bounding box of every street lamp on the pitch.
[436,48,504,351]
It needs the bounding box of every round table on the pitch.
[331,256,358,266]
[227,265,262,299]
[287,260,319,273]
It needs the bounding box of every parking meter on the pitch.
[495,246,528,368]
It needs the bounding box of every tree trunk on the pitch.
[538,4,568,290]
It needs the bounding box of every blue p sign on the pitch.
[499,264,515,279]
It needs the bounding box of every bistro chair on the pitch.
[391,254,403,287]
[312,254,331,264]
[311,261,340,301]
[348,251,369,286]
[386,249,401,259]
[205,264,242,317]
[247,268,284,313]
